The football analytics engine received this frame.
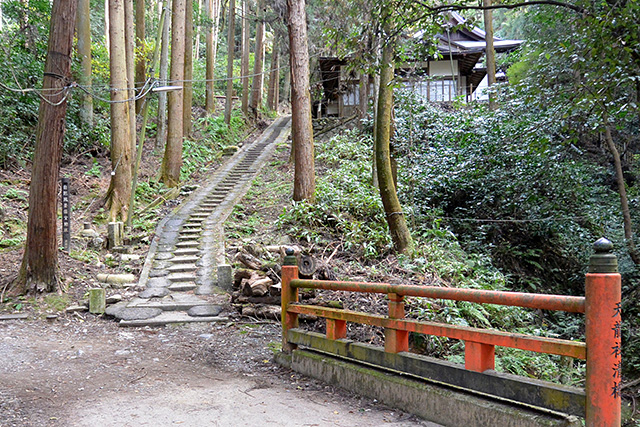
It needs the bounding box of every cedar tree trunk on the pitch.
[249,0,265,117]
[76,0,93,126]
[240,0,250,116]
[224,0,235,124]
[161,0,186,186]
[183,0,193,135]
[12,0,77,295]
[287,0,315,202]
[106,0,133,221]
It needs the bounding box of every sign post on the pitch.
[61,177,70,252]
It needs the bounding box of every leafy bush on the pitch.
[277,130,391,258]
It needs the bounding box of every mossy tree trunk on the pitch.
[375,28,413,254]
[134,0,146,114]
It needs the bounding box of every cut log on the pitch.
[235,251,262,270]
[242,304,281,320]
[269,283,281,296]
[233,268,256,288]
[241,277,272,297]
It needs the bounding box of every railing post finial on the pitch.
[589,237,617,273]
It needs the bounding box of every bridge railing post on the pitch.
[585,238,621,427]
[281,248,299,353]
[464,341,495,372]
[385,292,409,353]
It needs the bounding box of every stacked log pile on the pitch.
[230,244,336,320]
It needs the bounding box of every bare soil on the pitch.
[0,316,432,426]
[0,124,433,426]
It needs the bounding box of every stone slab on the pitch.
[119,312,228,327]
[146,277,171,288]
[168,283,197,292]
[178,235,199,241]
[152,261,171,269]
[114,307,163,321]
[155,252,175,261]
[188,305,223,317]
[170,256,199,263]
[0,314,29,321]
[173,248,199,256]
[167,273,196,282]
[167,264,197,273]
[104,301,129,317]
[176,241,199,248]
[138,288,171,298]
[149,269,169,278]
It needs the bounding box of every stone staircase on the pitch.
[106,116,292,326]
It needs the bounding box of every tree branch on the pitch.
[414,0,590,16]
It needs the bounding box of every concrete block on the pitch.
[217,264,232,291]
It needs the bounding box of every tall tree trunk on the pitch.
[125,0,136,160]
[483,0,497,111]
[156,0,170,149]
[604,124,640,264]
[282,50,290,104]
[135,0,146,114]
[249,0,265,117]
[204,0,220,113]
[287,0,315,202]
[224,0,235,124]
[76,0,93,126]
[105,0,110,54]
[194,0,201,59]
[12,0,77,295]
[183,0,193,136]
[358,72,368,129]
[160,0,186,186]
[127,4,167,227]
[106,0,133,221]
[375,31,413,254]
[240,0,250,116]
[267,32,279,111]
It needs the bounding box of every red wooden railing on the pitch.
[281,238,621,427]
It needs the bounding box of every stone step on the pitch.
[127,294,213,311]
[169,255,199,264]
[167,273,196,282]
[183,222,203,228]
[179,234,200,241]
[173,248,200,256]
[176,241,199,248]
[167,263,197,273]
[168,282,197,292]
[180,228,202,234]
[119,311,227,327]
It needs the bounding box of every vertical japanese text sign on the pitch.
[61,177,70,252]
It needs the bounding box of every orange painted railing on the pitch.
[281,238,621,427]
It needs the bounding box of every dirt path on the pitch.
[0,317,432,426]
